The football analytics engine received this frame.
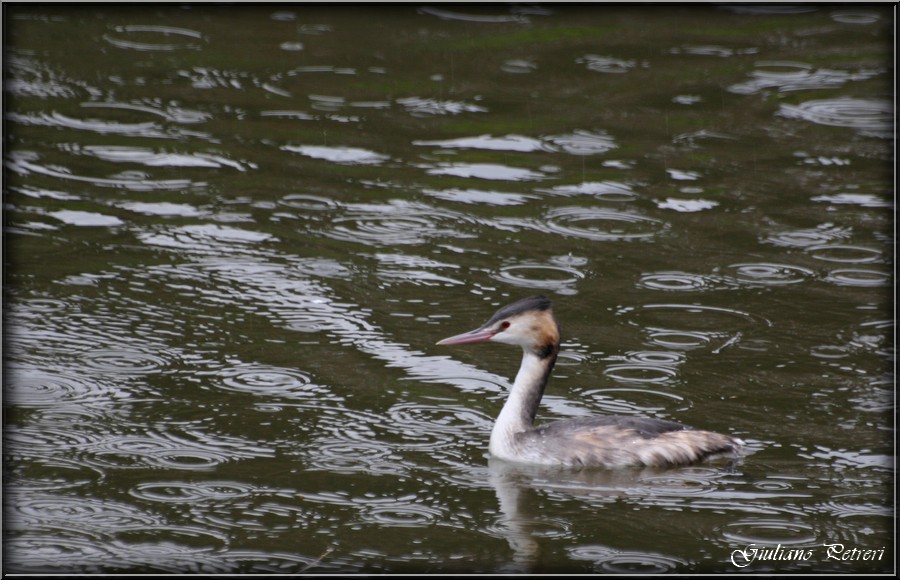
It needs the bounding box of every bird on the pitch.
[436,295,742,469]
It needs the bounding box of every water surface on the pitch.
[3,4,894,574]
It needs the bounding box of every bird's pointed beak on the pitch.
[436,326,496,346]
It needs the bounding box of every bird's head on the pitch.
[436,295,560,359]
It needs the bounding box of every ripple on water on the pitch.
[79,427,272,471]
[811,192,892,208]
[6,364,130,408]
[8,493,164,533]
[501,59,538,74]
[577,55,640,74]
[720,517,817,546]
[384,401,491,450]
[5,55,86,100]
[5,460,101,492]
[426,162,547,181]
[582,387,688,415]
[82,347,172,375]
[543,130,618,155]
[764,224,851,248]
[323,201,469,246]
[413,134,550,153]
[669,44,757,58]
[823,268,890,287]
[644,330,713,349]
[396,96,488,116]
[305,439,400,475]
[374,252,463,288]
[486,516,573,565]
[105,535,230,573]
[360,497,446,528]
[278,193,339,211]
[830,10,882,24]
[5,494,228,573]
[848,375,893,413]
[729,61,883,94]
[625,351,686,365]
[7,151,204,191]
[5,423,104,463]
[101,25,204,51]
[301,400,488,473]
[800,446,893,471]
[725,263,815,287]
[544,207,664,241]
[619,303,770,339]
[528,517,575,540]
[80,101,211,124]
[603,364,679,384]
[809,344,851,360]
[752,477,796,492]
[83,436,226,471]
[537,180,637,201]
[213,364,333,400]
[817,499,893,520]
[492,260,585,294]
[76,145,250,171]
[216,550,339,574]
[422,187,537,206]
[130,480,256,503]
[778,98,892,137]
[48,209,124,227]
[378,402,492,460]
[638,467,731,495]
[568,545,687,573]
[131,481,323,538]
[139,224,274,251]
[638,271,726,292]
[6,110,203,142]
[295,405,413,474]
[418,5,530,23]
[277,305,366,334]
[120,201,203,217]
[656,198,719,213]
[19,297,69,314]
[805,244,882,264]
[4,533,126,573]
[282,144,389,165]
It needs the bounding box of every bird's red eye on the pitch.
[499,321,511,330]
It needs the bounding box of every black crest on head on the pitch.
[484,295,553,326]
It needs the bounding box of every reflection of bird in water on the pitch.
[487,457,708,572]
[437,296,741,469]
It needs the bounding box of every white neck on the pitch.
[489,350,551,461]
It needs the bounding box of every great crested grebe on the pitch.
[437,295,741,469]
